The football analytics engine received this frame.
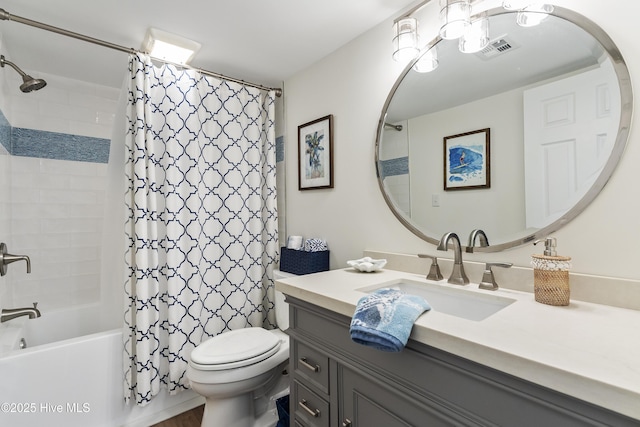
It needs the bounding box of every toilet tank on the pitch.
[273,269,296,330]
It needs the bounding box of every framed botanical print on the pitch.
[298,115,334,190]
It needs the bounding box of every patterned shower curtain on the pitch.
[123,53,279,405]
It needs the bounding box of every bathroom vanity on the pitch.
[276,268,640,427]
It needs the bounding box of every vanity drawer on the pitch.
[293,380,330,427]
[293,340,330,394]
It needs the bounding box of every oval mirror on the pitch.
[376,6,632,251]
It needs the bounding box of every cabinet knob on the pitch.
[342,419,352,427]
[299,357,320,373]
[298,399,320,418]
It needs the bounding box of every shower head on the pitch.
[19,76,46,93]
[0,54,47,93]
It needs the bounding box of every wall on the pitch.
[283,0,640,282]
[0,34,12,313]
[408,87,525,241]
[0,67,119,315]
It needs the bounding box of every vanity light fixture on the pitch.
[459,13,490,53]
[392,17,420,63]
[391,0,481,64]
[516,4,555,27]
[413,46,439,73]
[391,0,552,63]
[142,28,201,65]
[439,0,471,40]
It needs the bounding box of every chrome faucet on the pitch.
[1,303,41,323]
[437,232,469,285]
[466,229,489,253]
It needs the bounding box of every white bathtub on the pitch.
[0,304,203,427]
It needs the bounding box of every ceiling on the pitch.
[0,0,419,89]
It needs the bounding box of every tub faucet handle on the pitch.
[0,242,31,276]
[418,254,444,281]
[479,262,512,291]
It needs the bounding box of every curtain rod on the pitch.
[0,8,282,97]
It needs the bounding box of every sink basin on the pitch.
[357,279,515,321]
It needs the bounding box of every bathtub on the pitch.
[0,303,203,427]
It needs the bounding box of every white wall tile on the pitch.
[41,158,104,176]
[12,172,69,190]
[4,71,117,314]
[40,189,99,205]
[10,218,41,236]
[10,156,39,172]
[69,121,113,139]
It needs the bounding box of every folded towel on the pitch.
[350,288,431,352]
[304,238,328,252]
[287,235,304,250]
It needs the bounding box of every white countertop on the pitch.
[276,268,640,420]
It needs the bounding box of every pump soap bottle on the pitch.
[531,238,572,306]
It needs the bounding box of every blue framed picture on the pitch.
[443,128,490,191]
[298,115,334,190]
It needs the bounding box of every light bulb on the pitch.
[517,4,554,27]
[459,15,490,54]
[502,0,531,10]
[413,47,439,73]
[439,0,471,40]
[392,17,419,62]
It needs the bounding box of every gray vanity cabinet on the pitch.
[286,296,639,427]
[337,364,467,426]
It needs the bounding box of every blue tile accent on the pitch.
[276,135,284,163]
[0,109,10,153]
[12,128,110,163]
[0,106,111,163]
[378,157,409,179]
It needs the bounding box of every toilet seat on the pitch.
[190,327,281,371]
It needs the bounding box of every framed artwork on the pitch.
[298,115,334,190]
[443,128,490,191]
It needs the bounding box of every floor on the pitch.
[151,405,204,427]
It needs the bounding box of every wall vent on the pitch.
[475,35,520,60]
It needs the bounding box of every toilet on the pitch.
[186,270,293,427]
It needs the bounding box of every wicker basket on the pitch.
[280,247,329,275]
[531,254,571,306]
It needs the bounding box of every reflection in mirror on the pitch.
[376,7,632,251]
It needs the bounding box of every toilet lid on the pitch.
[190,327,281,370]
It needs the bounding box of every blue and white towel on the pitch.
[304,238,328,252]
[350,288,431,352]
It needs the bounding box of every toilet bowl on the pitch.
[186,270,293,427]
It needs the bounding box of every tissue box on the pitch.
[280,247,329,275]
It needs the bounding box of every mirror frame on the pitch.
[375,6,633,252]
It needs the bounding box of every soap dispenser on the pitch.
[531,238,572,306]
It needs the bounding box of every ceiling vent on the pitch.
[475,35,520,60]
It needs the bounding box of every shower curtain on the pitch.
[123,53,279,405]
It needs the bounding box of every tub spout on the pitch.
[1,303,41,323]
